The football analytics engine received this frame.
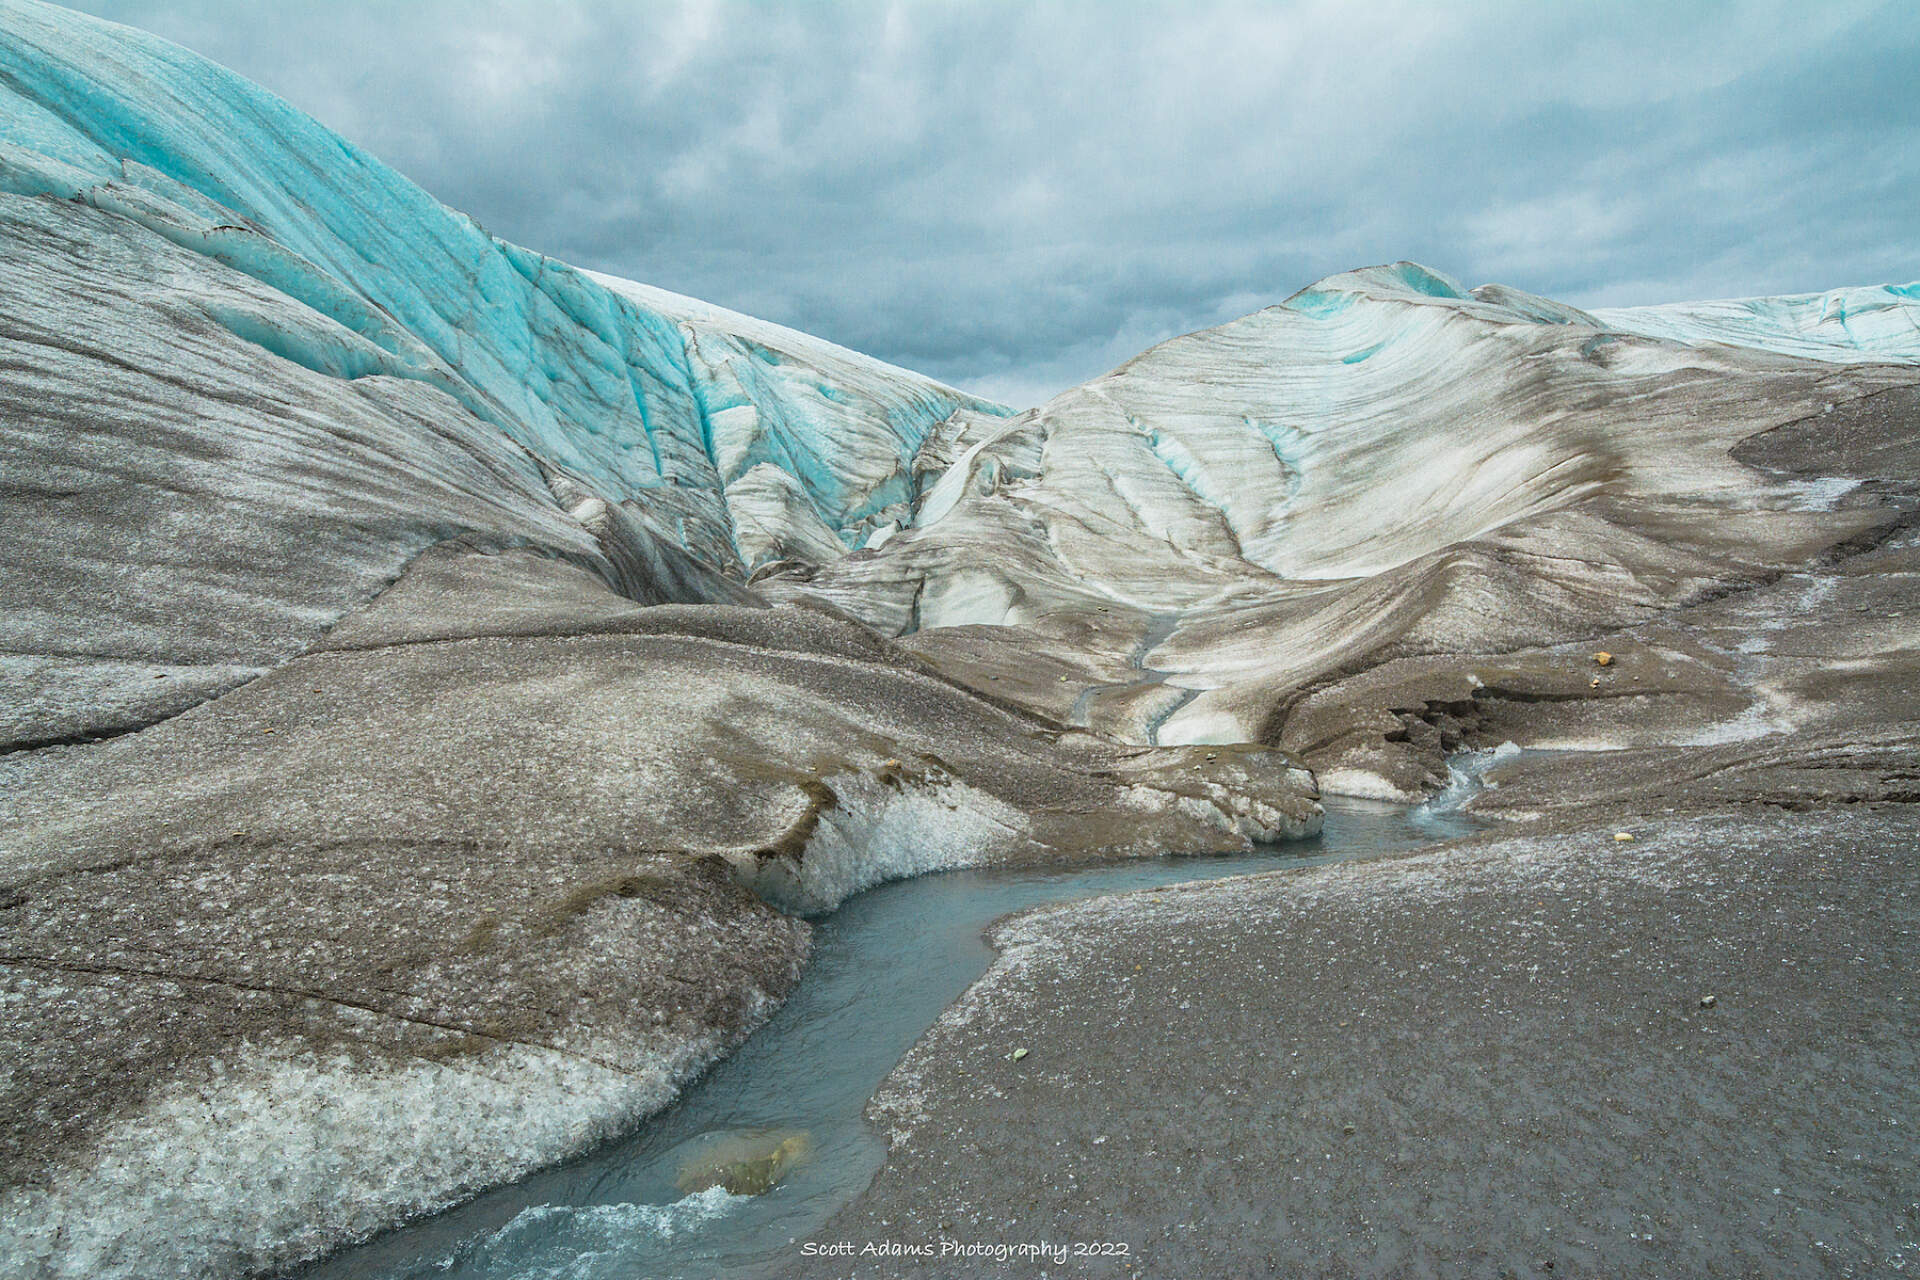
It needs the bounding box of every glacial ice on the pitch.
[6,2,1920,1276]
[793,256,1920,749]
[0,0,1002,581]
[1,0,1012,750]
[0,1029,763,1280]
[905,262,1911,600]
[1598,282,1920,366]
[2,0,1914,657]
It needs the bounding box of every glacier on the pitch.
[2,1,1919,1277]
[793,260,1919,758]
[0,0,1006,751]
[1597,280,1920,365]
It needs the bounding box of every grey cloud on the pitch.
[58,0,1920,407]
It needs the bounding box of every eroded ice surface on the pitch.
[6,2,1920,1277]
[0,0,1002,640]
[0,0,1006,747]
[1598,282,1920,366]
[791,257,1918,751]
[305,799,1471,1280]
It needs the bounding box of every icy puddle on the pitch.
[301,798,1475,1280]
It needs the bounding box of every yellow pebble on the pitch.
[1594,651,1613,666]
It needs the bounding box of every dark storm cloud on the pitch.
[59,0,1920,406]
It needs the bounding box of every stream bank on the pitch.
[301,797,1475,1280]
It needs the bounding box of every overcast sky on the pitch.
[62,0,1920,407]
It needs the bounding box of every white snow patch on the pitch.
[915,567,1021,629]
[1518,735,1631,752]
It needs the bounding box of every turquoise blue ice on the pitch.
[0,0,1006,575]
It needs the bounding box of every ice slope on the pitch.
[791,261,1920,750]
[1598,281,1920,366]
[584,272,999,568]
[0,546,1319,1280]
[0,0,1000,546]
[0,12,1310,1276]
[2,2,1918,1272]
[1085,263,1920,584]
[0,0,1001,746]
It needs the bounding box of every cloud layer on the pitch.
[60,0,1920,406]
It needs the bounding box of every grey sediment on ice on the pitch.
[2,2,1919,1276]
[0,543,1317,1277]
[783,390,1920,1277]
[801,805,1918,1279]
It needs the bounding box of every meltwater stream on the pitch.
[301,798,1479,1280]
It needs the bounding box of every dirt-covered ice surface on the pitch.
[774,381,1920,1280]
[5,5,1920,1274]
[782,805,1918,1279]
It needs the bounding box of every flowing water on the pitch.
[301,796,1478,1280]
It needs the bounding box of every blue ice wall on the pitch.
[0,0,1005,571]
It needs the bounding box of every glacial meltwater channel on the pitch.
[300,797,1479,1280]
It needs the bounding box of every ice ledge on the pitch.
[0,1020,767,1280]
